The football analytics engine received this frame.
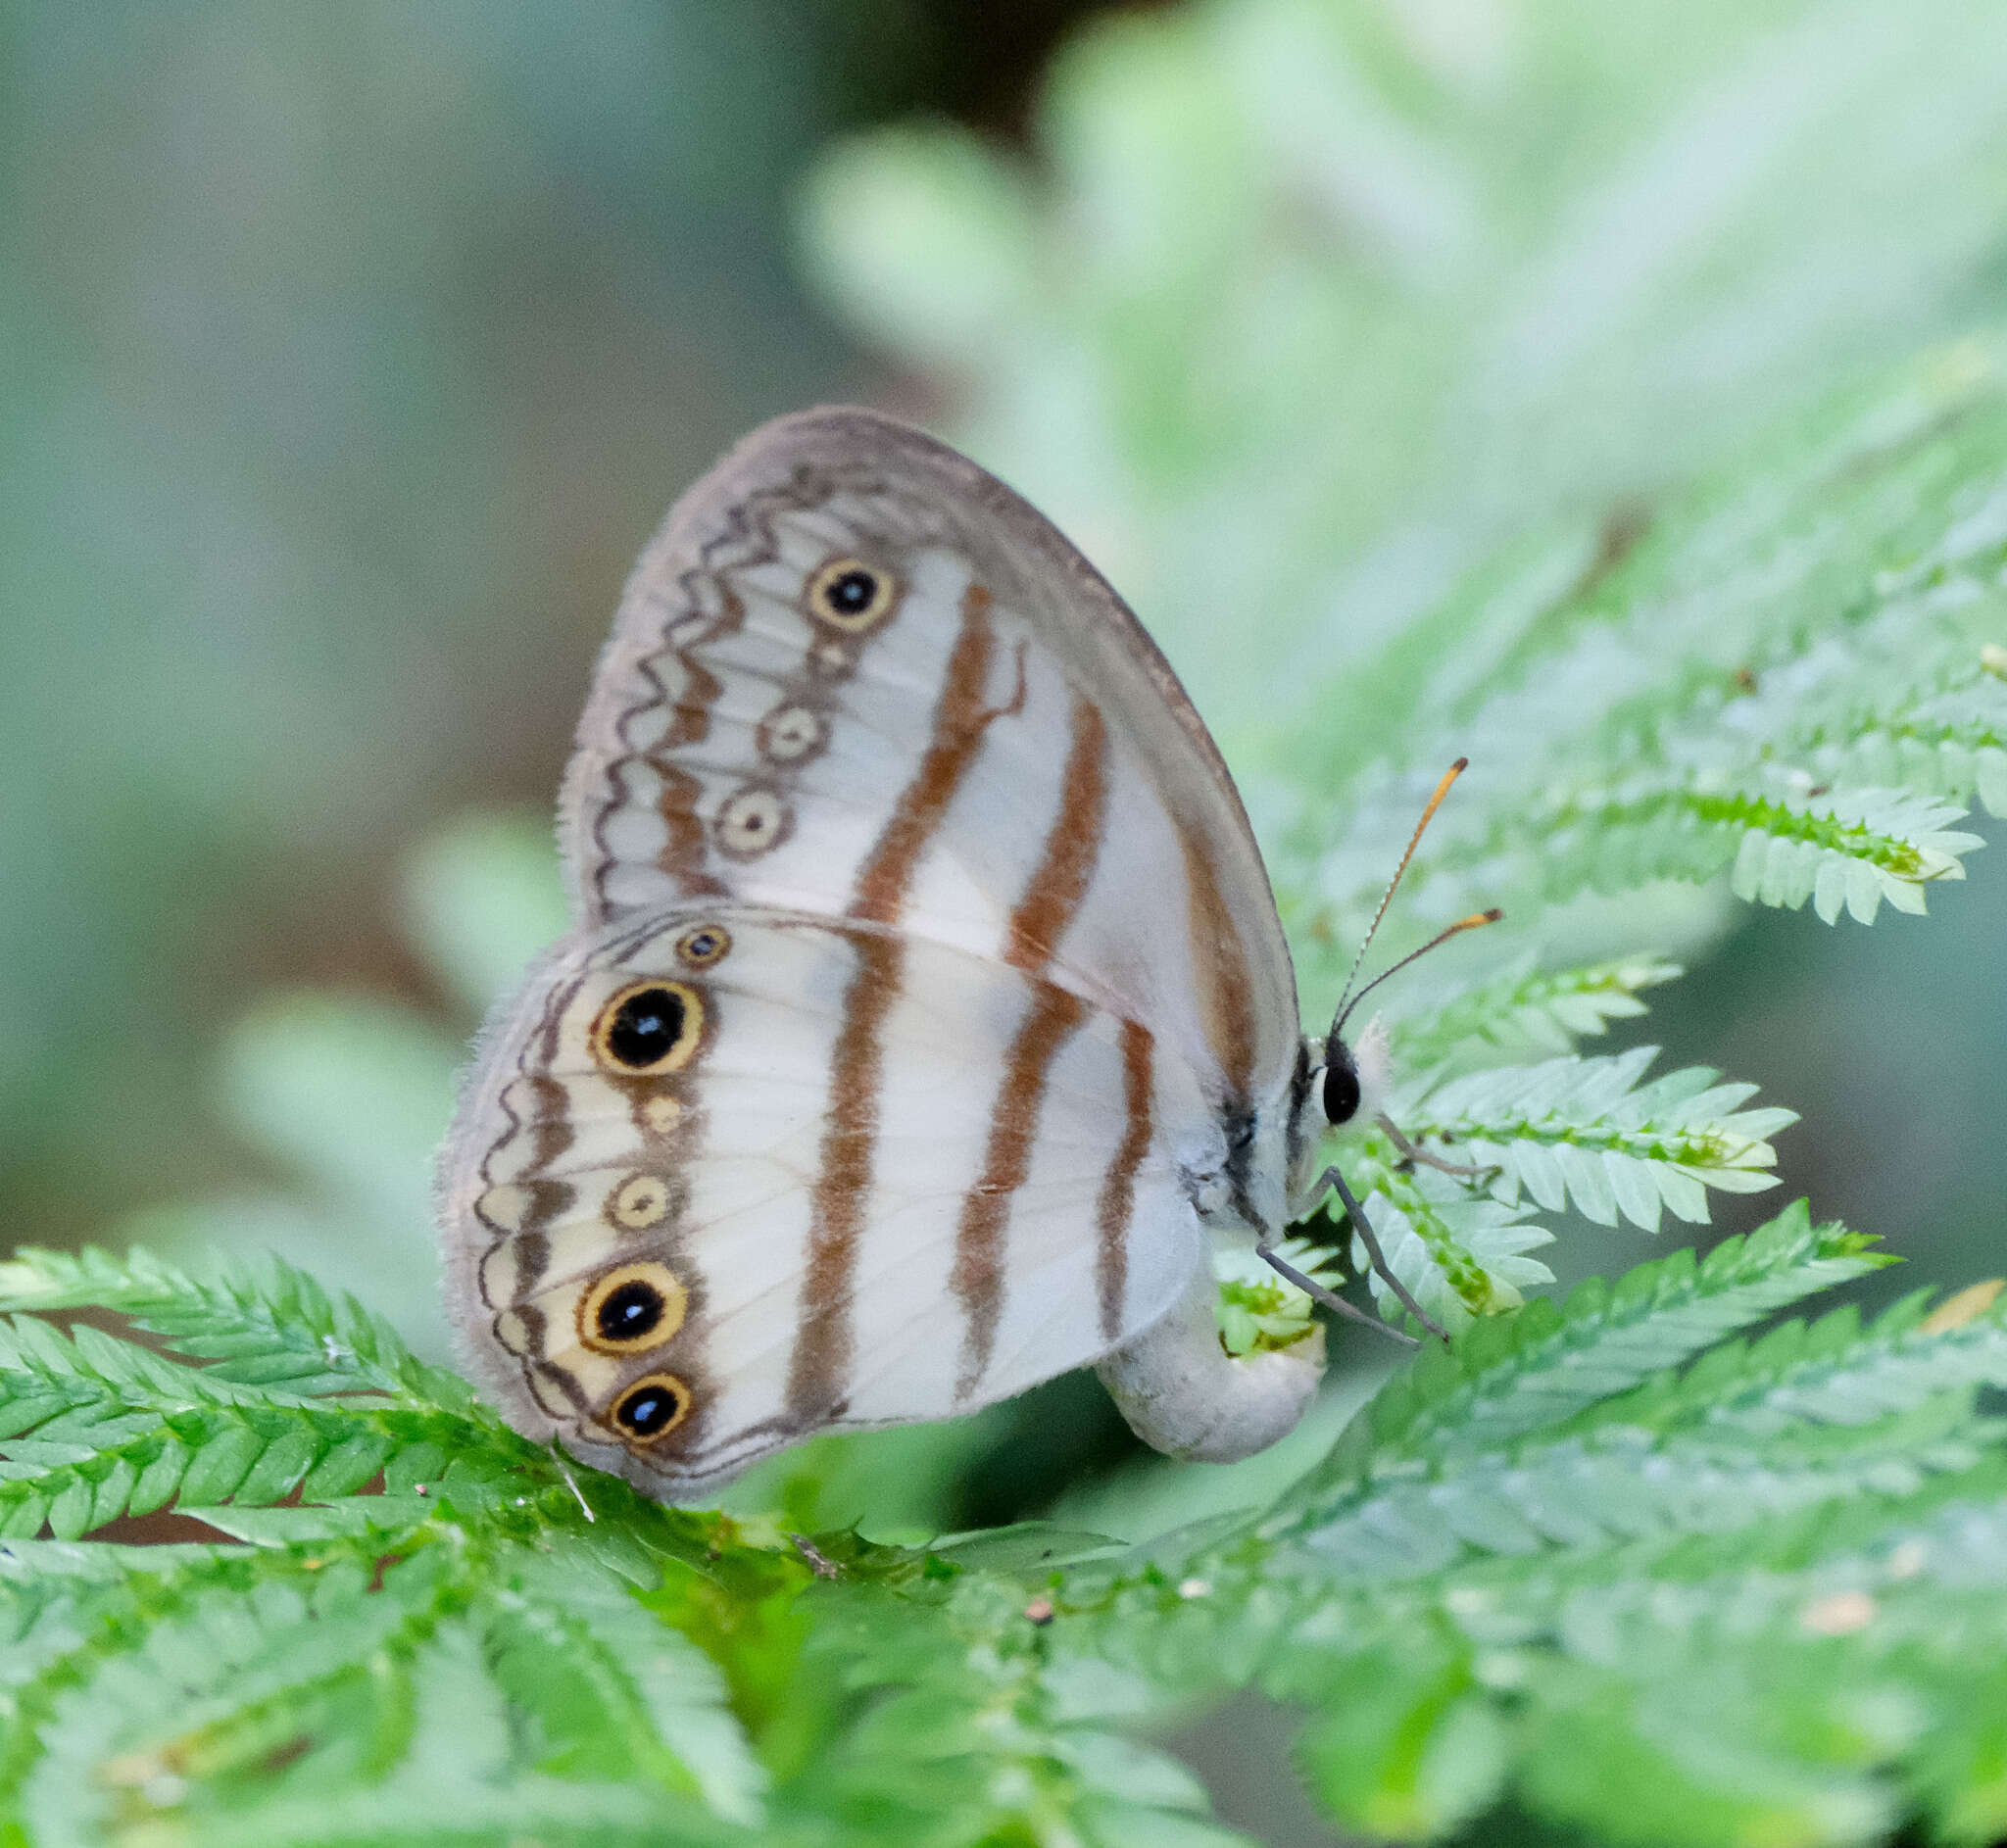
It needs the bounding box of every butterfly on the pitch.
[438,408,1488,1503]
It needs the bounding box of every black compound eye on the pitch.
[1322,1048,1363,1127]
[612,1373,691,1440]
[592,981,702,1075]
[807,556,898,632]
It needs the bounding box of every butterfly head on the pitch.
[1282,1016,1394,1201]
[1313,1015,1393,1136]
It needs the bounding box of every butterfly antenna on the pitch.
[1334,908,1502,1036]
[1329,757,1470,1031]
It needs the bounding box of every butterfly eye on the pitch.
[592,980,703,1075]
[674,924,731,969]
[611,1372,693,1441]
[806,556,898,632]
[1321,1046,1363,1127]
[579,1261,688,1354]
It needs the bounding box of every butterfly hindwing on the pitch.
[440,904,1206,1500]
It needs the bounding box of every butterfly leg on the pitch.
[1255,1237,1419,1349]
[1376,1114,1498,1183]
[1295,1165,1450,1342]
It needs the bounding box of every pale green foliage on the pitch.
[18,1,2007,1842]
[1391,952,1683,1068]
[2,1212,2005,1846]
[1287,348,2007,970]
[1405,1046,1797,1231]
[1211,1236,1341,1355]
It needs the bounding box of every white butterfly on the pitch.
[438,408,1467,1503]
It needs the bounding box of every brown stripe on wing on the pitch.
[951,981,1089,1400]
[852,585,1006,924]
[952,689,1114,1398]
[1177,817,1259,1097]
[784,926,899,1427]
[1095,1018,1154,1341]
[786,584,1013,1426]
[1003,695,1106,968]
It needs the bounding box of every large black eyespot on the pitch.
[826,568,874,612]
[591,980,703,1076]
[1322,1045,1363,1126]
[806,556,898,632]
[612,1373,692,1440]
[578,1261,687,1354]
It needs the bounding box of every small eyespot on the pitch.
[608,1172,673,1232]
[591,980,703,1076]
[579,1262,688,1355]
[611,1372,693,1440]
[757,703,826,763]
[714,786,790,858]
[806,556,899,632]
[674,924,731,969]
[1321,1048,1362,1127]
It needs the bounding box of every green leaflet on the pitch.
[0,1208,2001,1846]
[13,0,2007,1842]
[0,1246,474,1412]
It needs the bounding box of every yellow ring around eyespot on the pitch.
[589,979,704,1077]
[673,923,731,969]
[577,1261,688,1357]
[608,1371,695,1443]
[608,1171,673,1232]
[805,556,899,633]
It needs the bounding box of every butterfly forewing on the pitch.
[560,408,1299,1099]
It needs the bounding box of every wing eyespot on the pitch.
[610,1372,693,1441]
[607,1171,674,1232]
[673,924,731,969]
[578,1261,688,1355]
[756,702,826,764]
[591,980,704,1076]
[805,556,899,633]
[713,785,791,858]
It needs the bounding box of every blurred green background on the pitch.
[5,4,2006,1839]
[0,1,1104,1246]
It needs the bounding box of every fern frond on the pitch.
[1392,954,1683,1069]
[1276,1201,1890,1519]
[0,1382,511,1544]
[1285,1284,2007,1581]
[1291,345,2007,946]
[1035,1212,1997,1847]
[0,1245,473,1412]
[1333,1172,1555,1330]
[495,1550,768,1824]
[1212,1237,1345,1356]
[1395,1046,1798,1234]
[0,1304,544,1545]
